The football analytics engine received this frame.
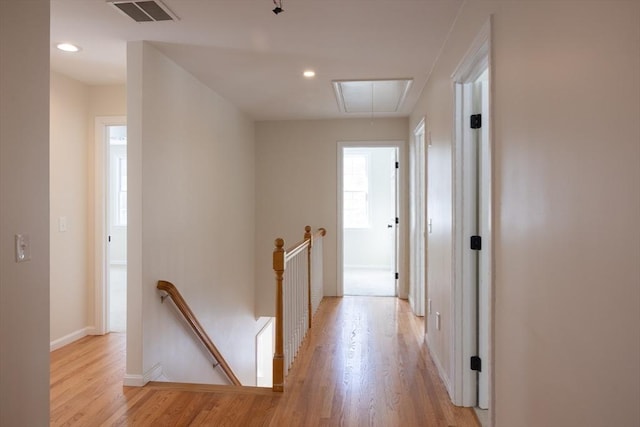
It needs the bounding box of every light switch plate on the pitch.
[59,216,67,232]
[435,312,441,330]
[15,234,31,262]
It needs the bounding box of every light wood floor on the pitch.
[51,297,479,426]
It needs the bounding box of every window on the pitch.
[108,125,127,227]
[343,153,370,228]
[116,156,127,226]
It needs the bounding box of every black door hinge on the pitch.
[395,161,399,169]
[395,272,399,280]
[108,235,112,243]
[470,114,482,129]
[470,235,482,250]
[395,217,399,225]
[470,356,482,372]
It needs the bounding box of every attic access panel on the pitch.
[332,79,413,114]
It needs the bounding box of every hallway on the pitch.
[50,297,479,426]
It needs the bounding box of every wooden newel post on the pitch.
[305,225,313,329]
[273,238,285,392]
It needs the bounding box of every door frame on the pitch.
[450,17,493,415]
[409,118,427,316]
[336,140,406,298]
[94,116,126,335]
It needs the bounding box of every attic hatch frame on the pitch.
[332,79,413,114]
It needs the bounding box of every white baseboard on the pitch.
[123,363,163,387]
[425,332,452,398]
[123,374,145,387]
[144,363,163,383]
[50,326,97,351]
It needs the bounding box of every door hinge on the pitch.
[395,217,399,225]
[395,272,399,280]
[470,235,482,250]
[470,114,482,129]
[395,161,399,169]
[108,235,112,243]
[470,356,482,372]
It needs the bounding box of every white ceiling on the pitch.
[50,0,463,121]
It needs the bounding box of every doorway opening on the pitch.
[94,116,127,335]
[107,125,127,332]
[339,144,399,296]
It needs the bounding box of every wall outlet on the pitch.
[435,312,441,331]
[15,234,31,262]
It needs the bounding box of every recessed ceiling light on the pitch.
[303,70,316,78]
[56,43,81,53]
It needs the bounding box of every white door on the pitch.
[463,68,490,409]
[475,69,490,409]
[342,146,398,296]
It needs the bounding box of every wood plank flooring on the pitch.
[51,297,479,426]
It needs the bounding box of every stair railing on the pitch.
[273,225,326,392]
[157,280,242,386]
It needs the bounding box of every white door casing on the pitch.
[409,119,426,316]
[337,141,406,298]
[94,116,126,335]
[450,17,493,414]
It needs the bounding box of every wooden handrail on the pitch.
[156,280,242,386]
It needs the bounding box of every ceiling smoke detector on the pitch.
[108,0,178,22]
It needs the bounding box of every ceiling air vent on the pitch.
[332,79,413,114]
[108,0,177,22]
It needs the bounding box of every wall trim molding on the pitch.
[122,374,144,387]
[123,363,163,387]
[426,333,452,397]
[50,326,97,351]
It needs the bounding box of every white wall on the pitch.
[0,0,51,424]
[411,1,640,425]
[255,118,409,316]
[49,73,126,347]
[128,41,259,385]
[50,72,91,345]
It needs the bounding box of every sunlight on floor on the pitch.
[344,267,395,296]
